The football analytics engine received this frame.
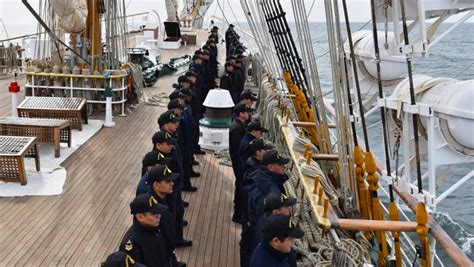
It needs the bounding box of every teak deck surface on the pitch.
[0,31,241,266]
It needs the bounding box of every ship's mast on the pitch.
[84,0,101,70]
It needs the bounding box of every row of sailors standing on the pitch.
[225,23,305,265]
[102,25,304,267]
[229,96,305,265]
[103,29,224,267]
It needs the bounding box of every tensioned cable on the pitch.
[368,0,394,201]
[224,0,252,46]
[331,0,358,211]
[306,0,317,19]
[399,0,423,194]
[340,0,370,152]
[453,60,474,78]
[241,0,282,83]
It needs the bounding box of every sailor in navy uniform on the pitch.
[136,149,173,196]
[103,251,145,267]
[119,193,171,267]
[249,214,304,267]
[240,138,274,267]
[146,165,189,265]
[229,103,254,223]
[239,121,269,172]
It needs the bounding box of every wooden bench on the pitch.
[17,97,88,131]
[0,117,71,158]
[0,136,40,185]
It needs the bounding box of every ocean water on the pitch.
[2,21,473,264]
[239,21,474,264]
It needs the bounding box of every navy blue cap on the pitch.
[142,150,173,169]
[147,165,179,184]
[169,90,185,100]
[240,90,258,101]
[247,138,273,154]
[262,214,304,242]
[178,75,191,84]
[261,149,290,165]
[264,193,297,212]
[152,131,177,145]
[233,103,254,116]
[168,99,184,110]
[130,193,168,215]
[247,121,268,133]
[158,111,180,127]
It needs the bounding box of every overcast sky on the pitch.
[1,0,472,27]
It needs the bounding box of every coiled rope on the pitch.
[251,56,371,266]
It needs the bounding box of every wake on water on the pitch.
[432,212,474,258]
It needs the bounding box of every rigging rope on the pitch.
[399,0,423,195]
[249,57,371,265]
[340,0,370,152]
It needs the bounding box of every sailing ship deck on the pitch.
[0,32,241,266]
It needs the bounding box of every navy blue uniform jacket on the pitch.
[249,242,290,267]
[119,220,171,267]
[245,167,289,226]
[239,133,255,171]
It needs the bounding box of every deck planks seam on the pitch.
[0,31,240,266]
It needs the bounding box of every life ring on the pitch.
[182,34,189,44]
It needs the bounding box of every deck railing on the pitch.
[24,71,128,116]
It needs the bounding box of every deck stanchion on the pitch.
[104,72,115,127]
[104,95,115,127]
[9,73,20,118]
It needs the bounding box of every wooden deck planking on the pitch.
[0,30,241,266]
[7,114,147,262]
[195,154,218,267]
[204,157,226,267]
[31,123,144,265]
[210,163,228,267]
[221,163,235,266]
[180,153,218,265]
[176,153,241,267]
[178,153,210,265]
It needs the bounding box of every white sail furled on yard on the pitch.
[50,0,88,34]
[179,0,214,29]
[166,0,179,21]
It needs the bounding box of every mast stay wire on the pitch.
[368,0,403,265]
[261,1,300,88]
[291,0,336,177]
[224,0,252,47]
[306,0,317,19]
[399,0,423,195]
[240,0,283,86]
[241,0,285,98]
[453,60,474,78]
[292,0,329,128]
[252,0,284,84]
[339,0,370,152]
[340,3,392,266]
[330,0,358,215]
[322,0,358,216]
[292,0,350,189]
[368,0,394,201]
[263,0,310,97]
